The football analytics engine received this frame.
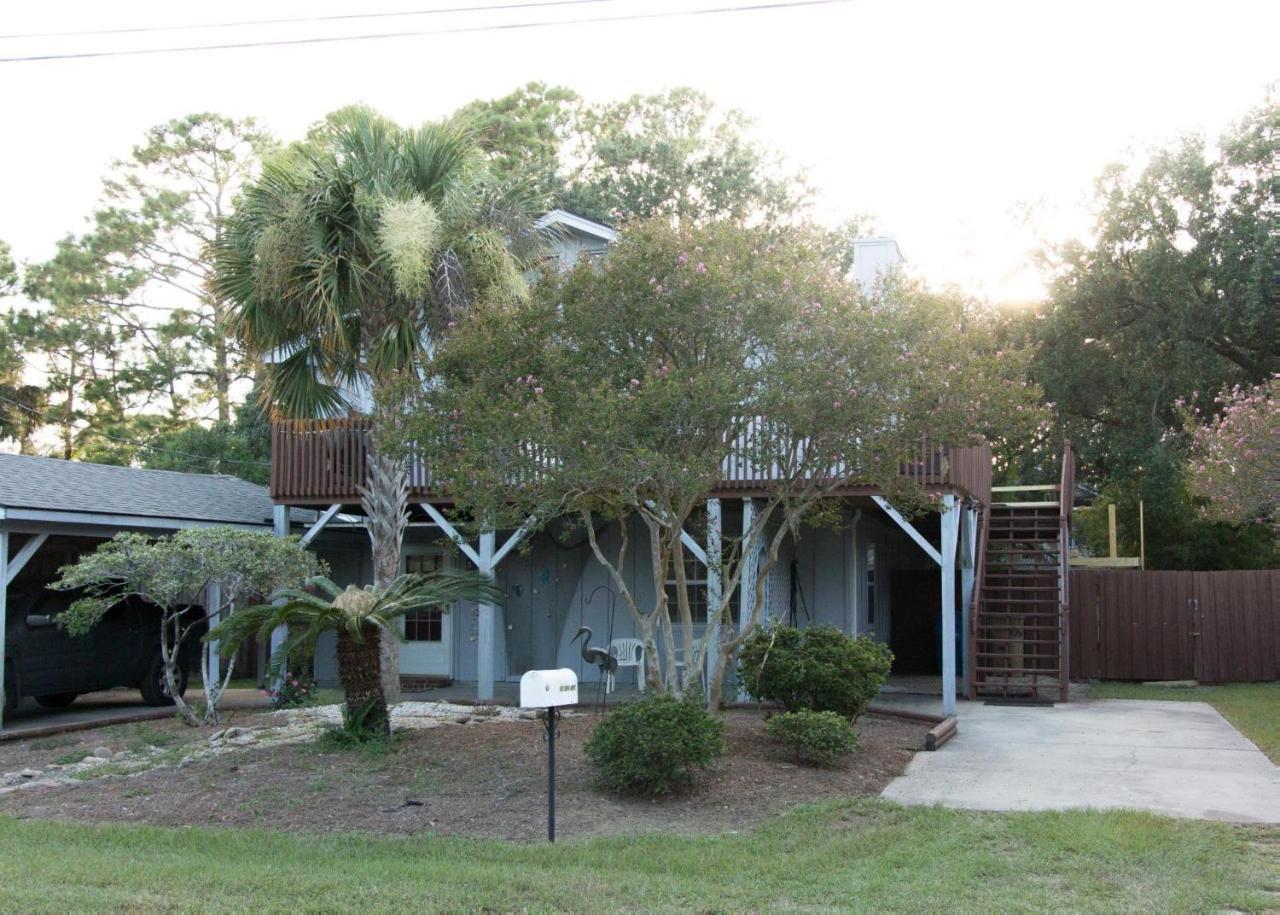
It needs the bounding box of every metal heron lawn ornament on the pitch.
[571,625,616,710]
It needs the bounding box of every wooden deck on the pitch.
[269,418,993,508]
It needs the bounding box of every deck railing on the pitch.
[270,418,994,507]
[1057,442,1075,701]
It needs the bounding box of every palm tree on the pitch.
[211,572,501,737]
[214,108,540,703]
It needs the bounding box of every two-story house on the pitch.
[271,211,1073,714]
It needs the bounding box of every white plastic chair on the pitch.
[607,638,646,693]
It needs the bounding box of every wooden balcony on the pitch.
[270,418,993,508]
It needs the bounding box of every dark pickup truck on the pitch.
[4,588,202,712]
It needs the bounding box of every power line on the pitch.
[0,391,271,468]
[0,0,618,41]
[0,0,854,63]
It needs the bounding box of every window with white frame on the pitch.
[403,552,444,641]
[665,554,709,624]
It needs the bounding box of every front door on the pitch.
[399,549,452,678]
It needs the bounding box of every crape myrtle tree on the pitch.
[1182,376,1279,532]
[1030,93,1278,567]
[391,219,1042,708]
[214,107,540,705]
[53,528,321,726]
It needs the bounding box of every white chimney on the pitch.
[851,237,904,293]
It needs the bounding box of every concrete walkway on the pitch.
[880,696,1280,824]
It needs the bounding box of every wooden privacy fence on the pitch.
[1069,568,1280,683]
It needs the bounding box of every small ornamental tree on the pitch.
[1183,376,1279,531]
[392,219,1043,708]
[52,527,321,726]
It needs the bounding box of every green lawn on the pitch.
[1089,681,1280,762]
[0,800,1274,912]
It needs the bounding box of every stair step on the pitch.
[978,625,1060,632]
[976,646,1059,653]
[981,609,1059,616]
[977,583,1059,591]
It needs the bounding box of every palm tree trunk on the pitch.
[359,448,409,707]
[336,626,391,737]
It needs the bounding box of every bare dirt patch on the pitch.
[0,709,925,840]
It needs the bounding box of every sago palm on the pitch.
[211,572,502,737]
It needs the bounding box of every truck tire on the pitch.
[139,654,187,706]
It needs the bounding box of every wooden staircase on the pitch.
[970,446,1074,702]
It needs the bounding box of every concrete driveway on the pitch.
[1,688,271,741]
[881,697,1280,824]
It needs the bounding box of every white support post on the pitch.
[738,499,756,638]
[871,496,943,565]
[680,529,708,567]
[4,533,47,588]
[960,505,978,696]
[0,530,8,727]
[644,500,709,567]
[940,496,961,716]
[848,509,863,637]
[269,506,290,687]
[703,499,722,689]
[300,504,342,547]
[736,499,757,701]
[0,527,41,728]
[419,505,534,702]
[419,503,482,568]
[476,531,496,702]
[491,516,537,568]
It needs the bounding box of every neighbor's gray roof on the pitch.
[0,453,289,528]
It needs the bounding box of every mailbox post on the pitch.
[520,668,578,843]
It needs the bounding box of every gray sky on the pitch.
[2,0,1276,301]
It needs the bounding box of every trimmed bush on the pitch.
[765,709,859,766]
[737,624,893,719]
[584,693,724,796]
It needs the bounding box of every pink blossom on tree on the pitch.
[1183,376,1279,531]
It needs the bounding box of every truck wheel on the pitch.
[139,654,187,706]
[35,692,78,709]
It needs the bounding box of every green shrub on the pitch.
[765,709,859,766]
[584,693,725,796]
[737,624,893,719]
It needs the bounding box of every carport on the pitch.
[0,454,311,731]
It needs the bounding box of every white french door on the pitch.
[399,548,452,678]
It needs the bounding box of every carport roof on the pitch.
[0,453,286,529]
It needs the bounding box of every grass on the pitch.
[1089,681,1280,762]
[0,800,1273,912]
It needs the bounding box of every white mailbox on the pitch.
[520,668,579,709]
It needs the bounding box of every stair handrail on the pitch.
[1057,442,1075,701]
[966,501,989,698]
